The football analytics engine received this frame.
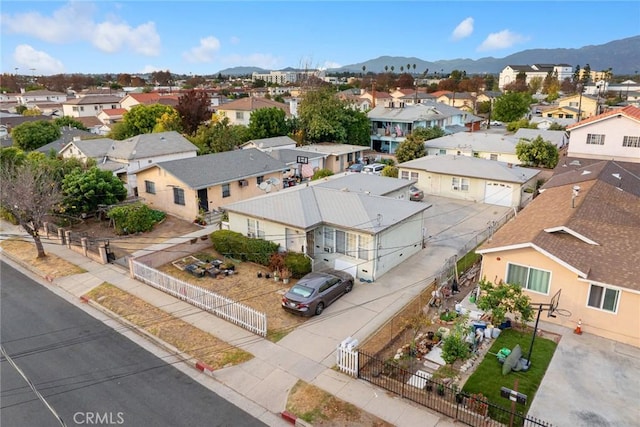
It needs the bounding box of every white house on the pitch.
[424,132,521,164]
[498,64,573,90]
[566,105,640,163]
[398,154,540,207]
[62,95,122,118]
[222,174,430,281]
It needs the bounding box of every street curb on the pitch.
[79,294,217,376]
[280,411,312,427]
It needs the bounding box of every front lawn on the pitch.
[462,328,557,423]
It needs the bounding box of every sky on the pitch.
[1,1,639,76]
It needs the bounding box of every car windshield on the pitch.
[289,284,314,298]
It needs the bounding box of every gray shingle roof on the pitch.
[223,185,428,233]
[425,132,518,154]
[111,131,198,159]
[242,136,297,149]
[513,128,568,148]
[154,148,287,189]
[268,148,325,164]
[315,174,414,196]
[400,154,540,183]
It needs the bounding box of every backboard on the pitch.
[548,289,561,317]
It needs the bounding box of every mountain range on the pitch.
[217,36,640,76]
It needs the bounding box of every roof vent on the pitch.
[581,170,591,175]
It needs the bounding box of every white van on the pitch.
[363,163,385,175]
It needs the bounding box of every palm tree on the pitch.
[385,65,389,73]
[413,64,417,74]
[391,66,395,74]
[400,66,404,73]
[362,65,366,77]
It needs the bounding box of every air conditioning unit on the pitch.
[324,247,334,253]
[247,232,256,238]
[239,179,248,187]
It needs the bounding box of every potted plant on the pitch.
[424,381,434,392]
[280,268,291,284]
[453,384,465,404]
[273,269,280,281]
[436,383,445,396]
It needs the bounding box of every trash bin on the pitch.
[492,328,502,339]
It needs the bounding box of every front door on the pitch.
[197,189,208,212]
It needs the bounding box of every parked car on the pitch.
[347,163,364,173]
[363,163,385,175]
[281,269,354,316]
[409,185,424,201]
[490,120,502,126]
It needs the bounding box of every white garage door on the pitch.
[484,182,513,206]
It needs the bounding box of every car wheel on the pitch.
[345,282,353,293]
[315,302,325,315]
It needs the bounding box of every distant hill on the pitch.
[217,36,640,76]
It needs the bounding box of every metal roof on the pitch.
[315,173,415,196]
[425,132,518,154]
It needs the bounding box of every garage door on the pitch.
[484,182,513,206]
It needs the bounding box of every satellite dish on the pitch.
[264,183,272,193]
[258,181,269,191]
[268,177,281,186]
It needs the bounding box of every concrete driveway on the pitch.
[528,322,640,426]
[277,196,513,366]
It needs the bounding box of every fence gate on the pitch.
[336,337,359,377]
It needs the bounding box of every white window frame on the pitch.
[622,136,640,148]
[586,284,620,313]
[586,133,605,145]
[401,171,410,180]
[505,263,551,295]
[247,218,265,239]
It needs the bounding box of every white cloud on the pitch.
[221,53,280,69]
[13,44,64,75]
[1,2,161,55]
[183,36,221,63]
[93,21,160,55]
[477,30,528,51]
[452,17,474,40]
[139,64,163,74]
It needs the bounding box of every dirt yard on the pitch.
[156,249,308,341]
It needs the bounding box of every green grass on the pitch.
[462,328,557,423]
[457,250,481,274]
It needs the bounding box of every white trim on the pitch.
[478,242,588,278]
[543,226,599,245]
[577,277,640,295]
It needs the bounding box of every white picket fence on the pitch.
[336,337,359,377]
[132,260,267,337]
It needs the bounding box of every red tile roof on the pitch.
[219,97,290,115]
[101,108,127,116]
[567,105,640,129]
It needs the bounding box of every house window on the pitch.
[80,106,84,112]
[323,227,335,251]
[247,219,265,239]
[222,183,230,198]
[401,171,409,180]
[94,106,99,111]
[451,177,469,191]
[439,149,446,155]
[358,235,371,261]
[235,111,244,120]
[586,134,605,145]
[587,284,619,313]
[144,180,155,194]
[506,263,551,294]
[72,106,78,112]
[347,153,353,162]
[112,105,117,109]
[410,172,418,180]
[257,176,264,185]
[173,187,185,205]
[336,230,346,254]
[568,101,579,107]
[490,154,498,161]
[622,136,640,147]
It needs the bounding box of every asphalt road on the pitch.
[0,261,266,427]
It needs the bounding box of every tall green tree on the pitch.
[248,107,288,139]
[110,104,176,140]
[515,136,559,169]
[298,87,369,145]
[395,134,427,163]
[11,120,61,151]
[190,117,250,154]
[61,167,127,215]
[492,92,532,123]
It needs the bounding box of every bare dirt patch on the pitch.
[286,380,393,427]
[85,282,253,369]
[67,215,202,259]
[156,248,307,341]
[0,238,85,279]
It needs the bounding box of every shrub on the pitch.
[268,252,286,272]
[244,237,279,265]
[107,203,160,235]
[311,168,333,180]
[284,252,312,278]
[441,323,471,364]
[0,206,18,225]
[209,230,247,259]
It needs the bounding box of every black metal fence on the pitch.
[357,351,552,427]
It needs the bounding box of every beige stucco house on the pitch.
[566,105,640,163]
[477,160,640,347]
[293,143,368,174]
[398,155,540,207]
[135,148,287,223]
[222,174,430,281]
[217,97,290,126]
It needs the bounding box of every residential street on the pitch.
[0,261,266,427]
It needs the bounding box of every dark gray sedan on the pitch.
[281,269,354,316]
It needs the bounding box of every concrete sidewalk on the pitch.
[1,221,460,427]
